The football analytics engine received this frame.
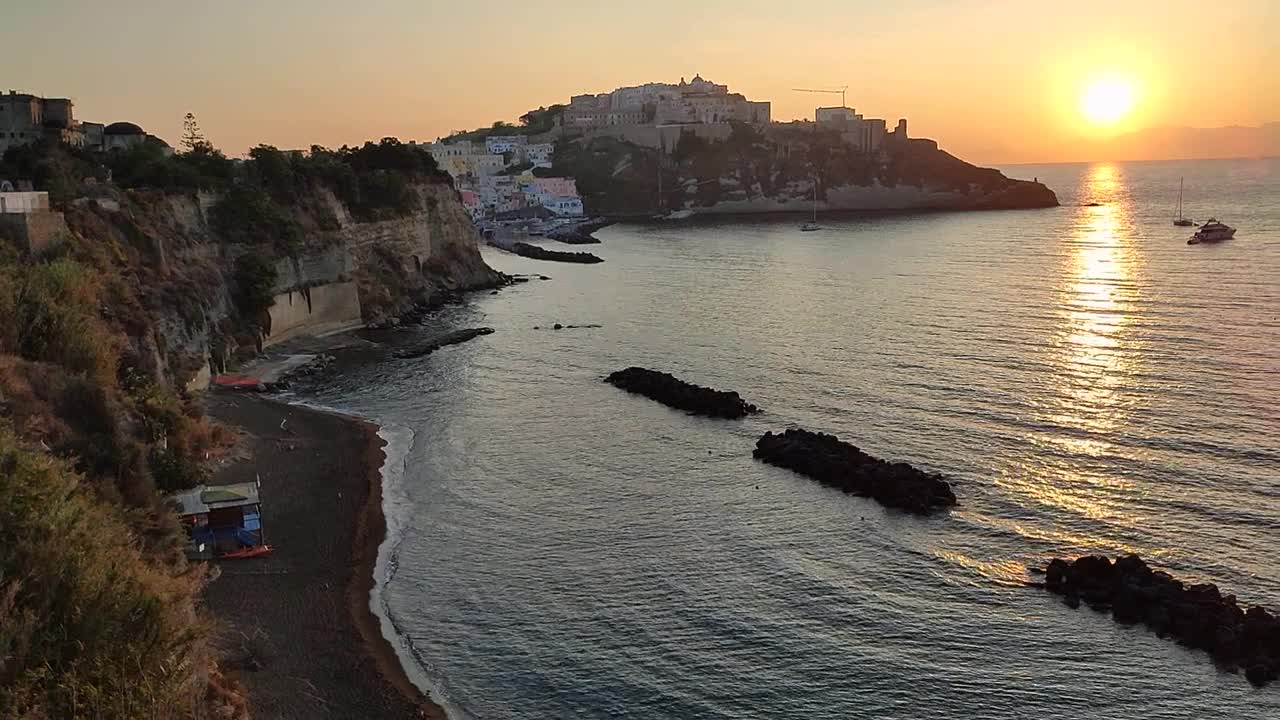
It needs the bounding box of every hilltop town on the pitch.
[414,75,911,223]
[413,74,1052,226]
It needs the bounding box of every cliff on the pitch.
[61,180,501,387]
[0,140,500,716]
[552,123,1058,216]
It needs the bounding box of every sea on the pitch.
[292,158,1280,719]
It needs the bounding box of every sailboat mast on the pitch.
[1177,177,1183,220]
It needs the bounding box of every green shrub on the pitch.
[0,426,204,719]
[147,445,203,492]
[210,183,299,255]
[231,253,278,324]
[0,258,116,381]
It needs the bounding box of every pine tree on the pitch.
[181,112,209,153]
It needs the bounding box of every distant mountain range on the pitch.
[1074,123,1280,162]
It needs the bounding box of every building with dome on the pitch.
[0,89,170,155]
[102,121,148,151]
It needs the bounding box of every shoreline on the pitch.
[349,412,449,720]
[204,393,447,719]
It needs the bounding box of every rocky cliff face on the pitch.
[60,181,500,389]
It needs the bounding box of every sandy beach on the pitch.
[204,393,445,720]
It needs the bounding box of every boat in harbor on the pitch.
[1188,218,1236,244]
[801,178,821,231]
[1173,177,1194,226]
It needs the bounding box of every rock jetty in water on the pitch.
[1042,554,1280,687]
[393,327,494,359]
[546,218,610,244]
[512,242,603,264]
[604,367,759,419]
[752,429,957,514]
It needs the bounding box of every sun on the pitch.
[1080,77,1137,126]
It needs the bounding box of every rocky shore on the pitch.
[604,367,759,418]
[512,241,604,263]
[752,428,957,514]
[1042,555,1280,687]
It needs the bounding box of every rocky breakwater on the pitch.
[546,218,610,244]
[393,327,495,359]
[512,242,603,264]
[753,429,957,514]
[1042,555,1280,687]
[605,367,759,419]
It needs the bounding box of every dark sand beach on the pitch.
[204,393,443,720]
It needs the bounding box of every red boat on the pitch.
[221,544,273,560]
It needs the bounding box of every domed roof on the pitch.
[104,121,145,135]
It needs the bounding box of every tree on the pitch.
[180,113,209,154]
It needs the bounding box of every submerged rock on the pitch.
[393,327,494,359]
[752,428,957,514]
[1041,554,1280,687]
[604,367,759,419]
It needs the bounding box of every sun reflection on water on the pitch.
[1000,164,1151,535]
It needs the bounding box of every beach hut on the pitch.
[169,480,270,559]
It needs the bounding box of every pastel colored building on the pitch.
[533,177,578,199]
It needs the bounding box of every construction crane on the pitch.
[793,86,849,108]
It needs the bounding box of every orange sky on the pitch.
[4,0,1277,163]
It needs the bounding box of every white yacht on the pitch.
[1188,218,1236,244]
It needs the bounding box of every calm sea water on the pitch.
[296,158,1280,719]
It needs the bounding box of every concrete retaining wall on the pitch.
[0,210,69,255]
[264,280,363,347]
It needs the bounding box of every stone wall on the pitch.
[0,210,69,255]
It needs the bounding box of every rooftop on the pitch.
[169,481,261,516]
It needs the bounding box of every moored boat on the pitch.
[1173,177,1194,226]
[1188,218,1235,244]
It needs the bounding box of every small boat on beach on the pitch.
[1188,218,1236,244]
[222,544,273,560]
[1173,177,1194,226]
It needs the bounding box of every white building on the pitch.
[815,106,896,152]
[816,107,859,125]
[524,143,554,168]
[0,191,50,214]
[485,135,526,155]
[544,196,584,217]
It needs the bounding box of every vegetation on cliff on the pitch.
[0,428,215,719]
[0,132,497,716]
[0,240,232,715]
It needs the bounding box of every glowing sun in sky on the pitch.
[1081,77,1137,126]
